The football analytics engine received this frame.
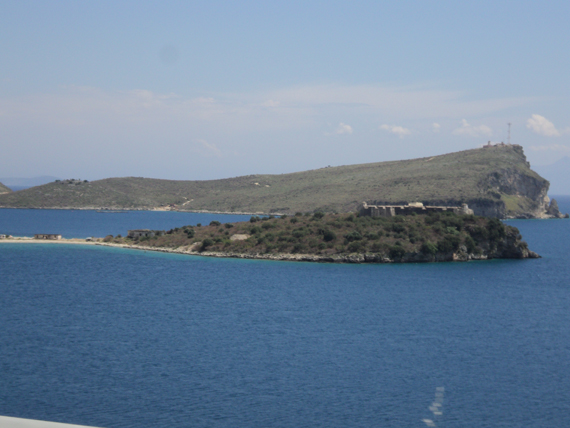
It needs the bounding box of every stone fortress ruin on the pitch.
[360,202,474,218]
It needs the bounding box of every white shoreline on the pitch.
[0,238,99,245]
[0,238,380,262]
[1,228,540,263]
[0,238,511,263]
[0,415,102,428]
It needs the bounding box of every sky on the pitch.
[1,1,569,190]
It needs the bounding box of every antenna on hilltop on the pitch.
[507,123,511,145]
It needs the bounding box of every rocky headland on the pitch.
[0,145,566,219]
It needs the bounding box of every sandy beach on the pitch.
[0,415,103,428]
[0,237,99,245]
[0,237,364,263]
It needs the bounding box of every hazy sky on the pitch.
[1,1,569,183]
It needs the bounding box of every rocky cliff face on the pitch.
[368,145,567,219]
[468,166,568,219]
[465,198,505,218]
[486,168,547,201]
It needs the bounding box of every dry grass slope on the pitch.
[0,145,548,217]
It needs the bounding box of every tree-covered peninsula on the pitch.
[106,211,539,263]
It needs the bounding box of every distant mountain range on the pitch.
[0,145,564,219]
[533,157,570,196]
[0,176,60,191]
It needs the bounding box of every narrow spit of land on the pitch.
[0,237,96,245]
[97,212,538,263]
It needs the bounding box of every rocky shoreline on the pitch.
[0,238,539,263]
[95,242,540,264]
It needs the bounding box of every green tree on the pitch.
[322,230,336,242]
[200,238,214,251]
[344,231,362,242]
[437,236,460,253]
[464,235,477,253]
[421,241,438,256]
[347,241,363,252]
[389,246,406,260]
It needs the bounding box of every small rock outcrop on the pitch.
[545,198,569,219]
[0,181,11,194]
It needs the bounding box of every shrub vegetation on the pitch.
[123,212,527,260]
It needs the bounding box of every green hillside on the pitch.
[0,145,557,218]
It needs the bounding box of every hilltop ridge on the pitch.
[0,145,565,218]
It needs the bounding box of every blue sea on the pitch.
[1,198,570,428]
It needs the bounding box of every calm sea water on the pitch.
[1,198,570,428]
[0,209,251,238]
